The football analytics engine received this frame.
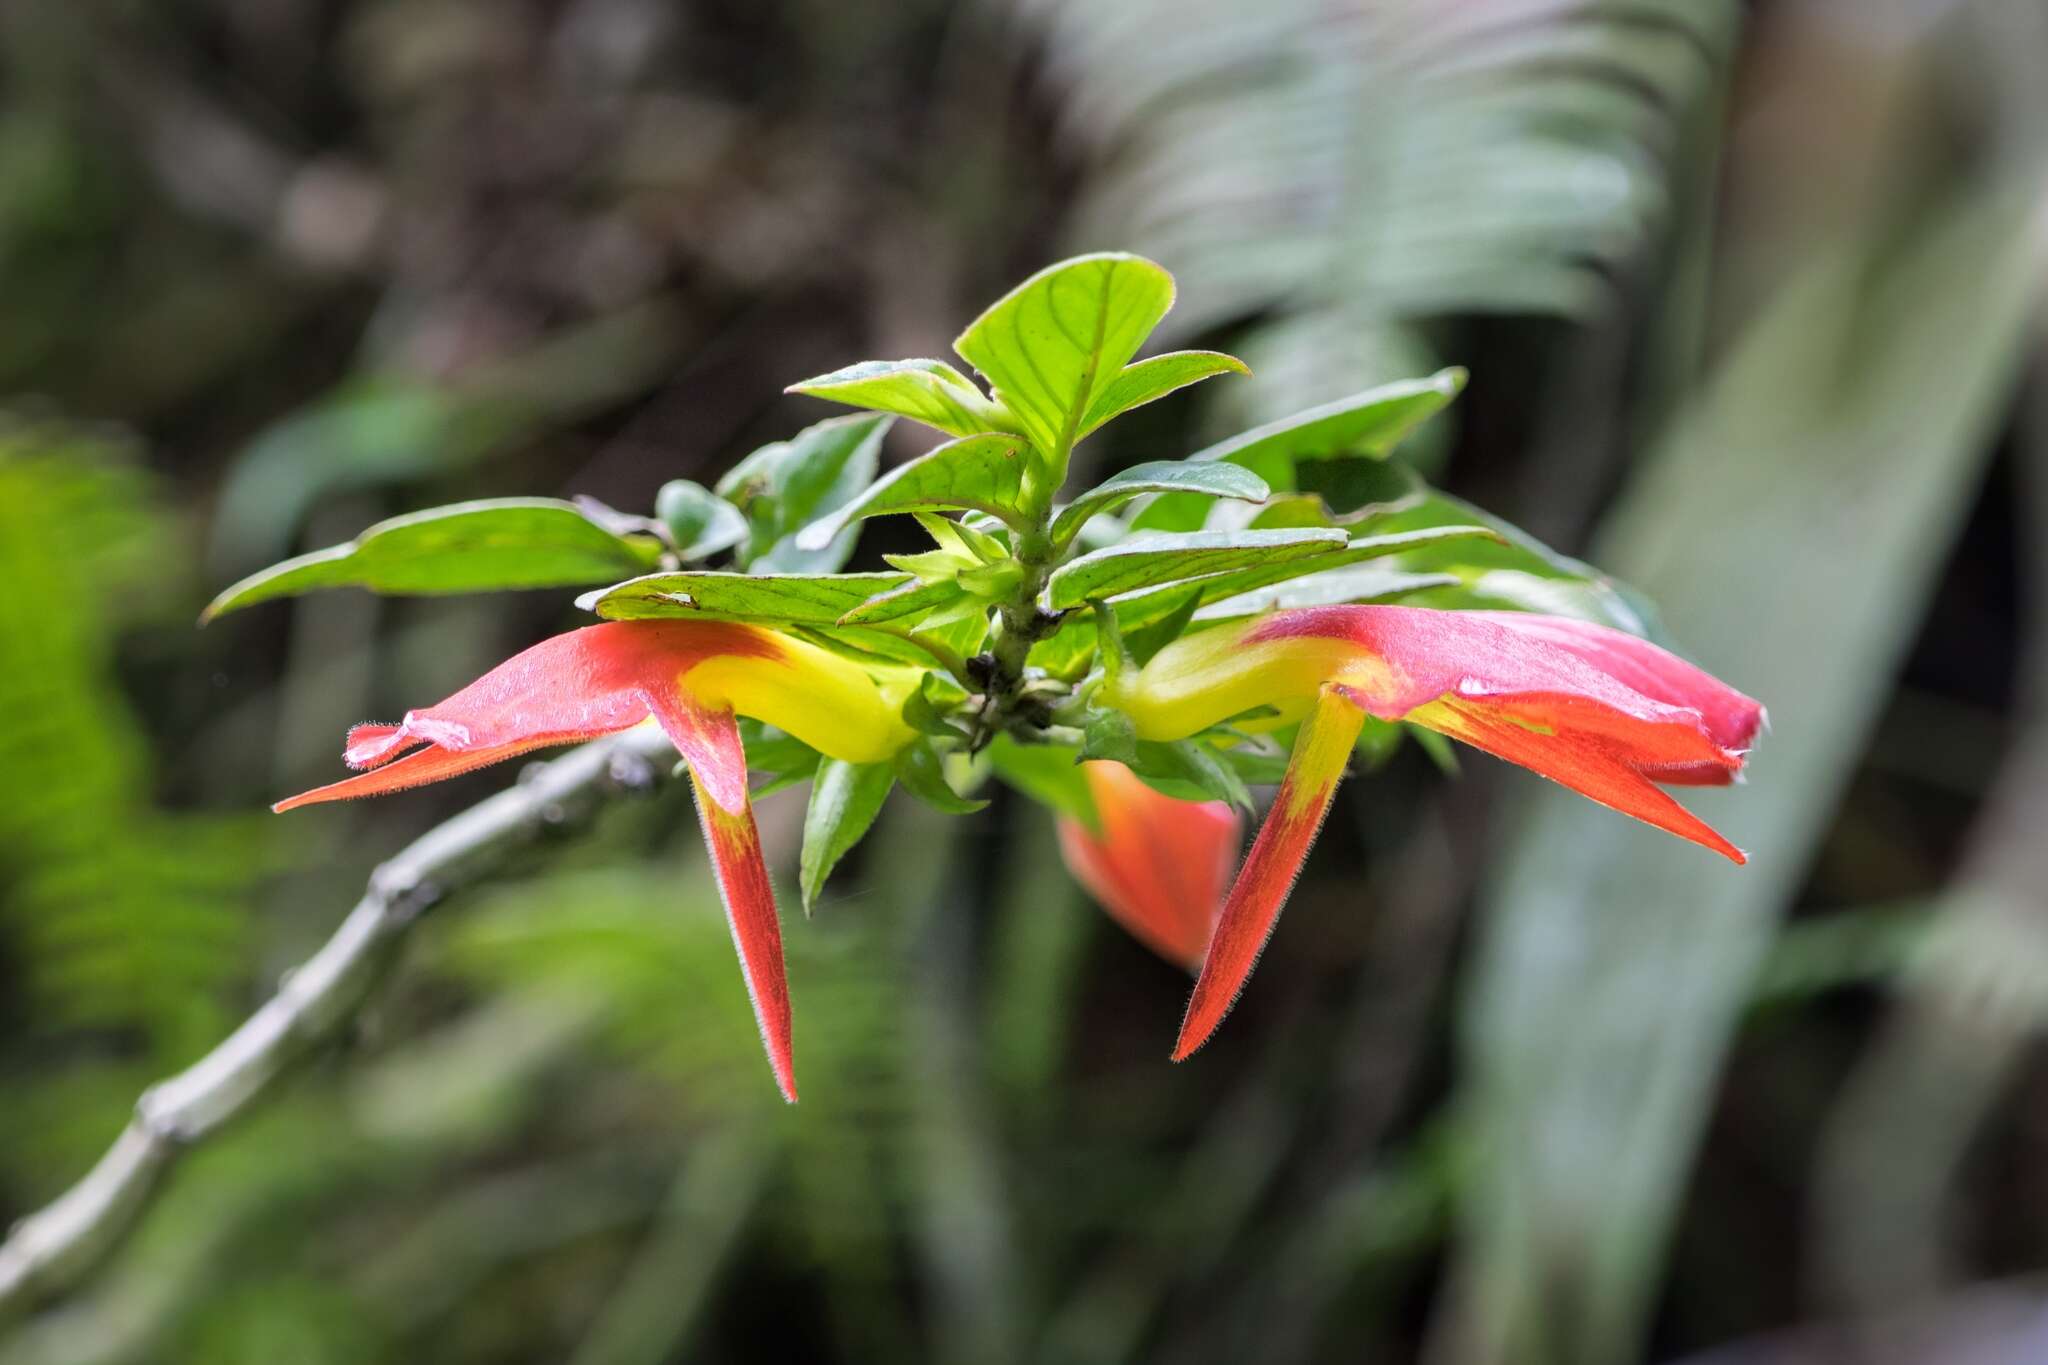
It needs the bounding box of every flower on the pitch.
[1108,605,1765,1059]
[1056,761,1242,969]
[277,620,915,1102]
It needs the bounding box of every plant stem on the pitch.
[980,525,1062,743]
[0,726,681,1321]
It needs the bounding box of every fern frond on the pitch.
[1017,0,1740,415]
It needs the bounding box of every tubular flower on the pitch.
[277,620,915,1102]
[1056,761,1242,969]
[1108,605,1765,1060]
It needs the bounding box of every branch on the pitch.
[0,725,682,1319]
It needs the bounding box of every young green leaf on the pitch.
[579,570,911,624]
[1044,527,1348,609]
[901,673,974,740]
[786,359,1014,438]
[717,413,891,571]
[1079,707,1139,765]
[655,479,751,559]
[799,759,896,912]
[1049,460,1270,548]
[1133,369,1466,531]
[202,498,664,622]
[953,252,1177,465]
[793,434,1032,551]
[914,511,1007,565]
[1076,350,1248,437]
[892,741,989,814]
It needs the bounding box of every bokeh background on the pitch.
[4,1,2048,1362]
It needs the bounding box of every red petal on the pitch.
[1422,698,1745,863]
[273,737,557,811]
[1058,763,1241,969]
[1245,607,1733,744]
[344,723,413,769]
[1458,612,1764,752]
[693,752,798,1104]
[1174,686,1365,1060]
[277,622,778,812]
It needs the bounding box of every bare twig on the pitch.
[0,725,680,1319]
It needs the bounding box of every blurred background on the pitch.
[3,0,2048,1361]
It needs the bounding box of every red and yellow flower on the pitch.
[277,620,915,1103]
[1056,761,1241,969]
[281,602,1760,1085]
[1108,605,1763,1059]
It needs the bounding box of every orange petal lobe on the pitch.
[1058,762,1241,968]
[273,738,560,811]
[1174,685,1365,1061]
[683,705,797,1102]
[1422,699,1745,863]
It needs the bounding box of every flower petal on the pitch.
[1058,761,1240,968]
[273,736,559,811]
[1456,612,1764,752]
[1174,685,1364,1060]
[277,622,783,812]
[1415,697,1745,863]
[680,704,798,1103]
[1249,607,1710,735]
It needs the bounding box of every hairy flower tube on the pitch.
[1056,761,1242,969]
[1107,606,1765,1060]
[277,620,916,1102]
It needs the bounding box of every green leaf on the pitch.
[837,577,968,626]
[793,434,1033,552]
[892,741,988,814]
[1027,617,1099,683]
[717,413,891,571]
[780,624,949,669]
[203,498,664,621]
[1079,707,1139,765]
[578,570,910,624]
[985,735,1097,828]
[1091,526,1494,633]
[740,720,822,798]
[1133,369,1465,531]
[1140,739,1253,814]
[1194,564,1462,618]
[1121,583,1204,666]
[799,759,896,913]
[1044,527,1347,609]
[918,511,1008,565]
[1049,459,1270,548]
[786,358,1014,438]
[900,673,973,740]
[1340,476,1655,635]
[1077,350,1249,437]
[655,479,750,559]
[953,252,1177,463]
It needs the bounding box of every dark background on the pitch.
[3,1,2047,1362]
